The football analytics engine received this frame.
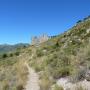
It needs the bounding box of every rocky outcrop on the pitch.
[86,70,90,81]
[31,34,49,45]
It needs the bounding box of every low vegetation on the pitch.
[53,84,64,90]
[0,50,28,90]
[0,16,90,90]
[29,17,90,89]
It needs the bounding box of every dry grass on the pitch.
[0,53,29,90]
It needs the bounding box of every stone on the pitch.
[31,34,49,45]
[86,70,90,81]
[86,28,90,33]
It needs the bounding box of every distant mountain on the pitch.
[0,43,29,53]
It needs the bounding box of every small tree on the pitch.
[15,51,19,56]
[9,53,13,57]
[76,20,82,24]
[17,85,24,90]
[2,53,8,58]
[87,15,90,19]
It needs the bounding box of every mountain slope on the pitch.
[27,16,90,90]
[0,16,90,90]
[0,43,29,54]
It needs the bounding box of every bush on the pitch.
[9,53,13,57]
[15,52,20,56]
[3,82,9,90]
[76,20,82,24]
[70,68,86,83]
[53,84,64,90]
[46,53,72,79]
[39,73,51,90]
[36,49,44,57]
[51,66,72,79]
[16,85,24,90]
[2,54,8,58]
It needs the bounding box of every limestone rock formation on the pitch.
[31,34,49,45]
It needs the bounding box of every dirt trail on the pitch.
[25,63,40,90]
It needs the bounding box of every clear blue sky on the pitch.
[0,0,90,44]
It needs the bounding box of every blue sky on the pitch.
[0,0,90,44]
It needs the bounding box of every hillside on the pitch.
[0,16,90,90]
[27,16,90,90]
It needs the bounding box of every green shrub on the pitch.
[51,66,72,79]
[39,73,52,90]
[53,84,64,90]
[3,82,9,90]
[70,68,86,83]
[45,53,72,79]
[16,85,24,90]
[36,49,44,57]
[9,53,13,57]
[2,54,8,58]
[76,20,82,24]
[15,52,20,56]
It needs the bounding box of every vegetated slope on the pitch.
[0,16,90,90]
[0,47,29,90]
[28,16,90,90]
